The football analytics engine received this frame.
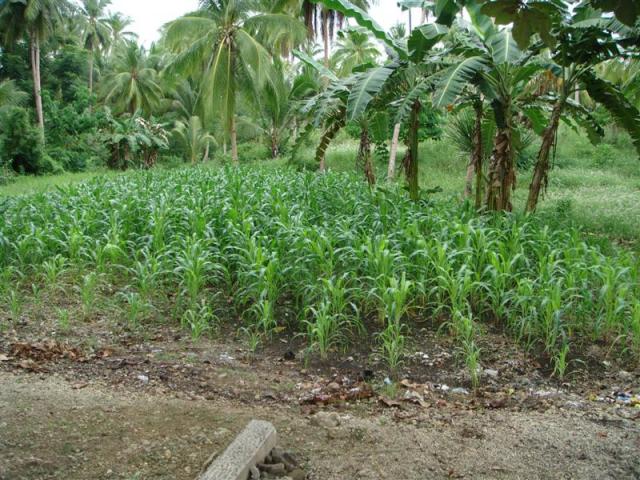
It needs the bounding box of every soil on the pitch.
[1,302,640,479]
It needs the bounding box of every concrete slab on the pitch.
[199,420,277,480]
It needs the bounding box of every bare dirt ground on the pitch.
[1,314,640,480]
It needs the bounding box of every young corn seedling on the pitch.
[40,255,67,287]
[305,300,342,360]
[174,236,213,310]
[181,300,218,341]
[77,272,99,318]
[378,275,412,374]
[56,308,71,333]
[121,291,152,328]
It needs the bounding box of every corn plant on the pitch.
[57,308,71,333]
[77,272,99,318]
[0,166,638,376]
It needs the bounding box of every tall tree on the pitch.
[164,0,303,164]
[102,41,163,117]
[107,12,136,52]
[80,0,112,96]
[302,0,373,66]
[331,27,379,76]
[0,0,68,137]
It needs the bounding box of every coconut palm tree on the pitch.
[80,0,112,95]
[0,0,69,137]
[164,0,304,164]
[173,116,216,164]
[301,0,374,66]
[331,27,379,76]
[107,12,137,52]
[102,41,163,117]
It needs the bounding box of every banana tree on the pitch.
[431,10,545,211]
[301,0,448,198]
[525,14,640,212]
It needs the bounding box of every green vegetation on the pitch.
[0,0,639,383]
[2,167,640,380]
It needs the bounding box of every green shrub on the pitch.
[0,107,62,174]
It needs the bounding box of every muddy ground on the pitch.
[1,305,640,479]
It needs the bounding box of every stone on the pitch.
[289,469,306,480]
[199,420,277,480]
[258,462,286,476]
[250,465,261,480]
[484,369,499,379]
[310,411,340,429]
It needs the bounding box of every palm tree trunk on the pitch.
[230,115,239,164]
[485,99,515,211]
[30,34,45,139]
[405,101,421,201]
[388,122,401,180]
[322,13,330,67]
[89,51,94,96]
[526,97,565,213]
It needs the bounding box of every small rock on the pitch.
[137,374,149,384]
[618,370,633,380]
[327,382,341,391]
[484,369,499,379]
[451,387,469,395]
[258,462,286,476]
[326,427,350,440]
[250,465,261,480]
[357,468,376,479]
[289,469,306,480]
[310,411,340,429]
[163,449,172,459]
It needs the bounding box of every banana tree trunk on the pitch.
[388,122,401,180]
[485,99,515,212]
[526,97,565,213]
[230,115,239,164]
[203,141,210,162]
[358,126,375,186]
[30,34,45,139]
[465,100,483,208]
[270,130,279,158]
[317,117,344,172]
[405,101,421,201]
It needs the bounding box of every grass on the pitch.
[1,165,639,384]
[0,169,120,197]
[317,126,640,248]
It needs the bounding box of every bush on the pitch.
[236,142,271,162]
[0,107,62,175]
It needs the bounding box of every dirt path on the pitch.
[1,368,639,480]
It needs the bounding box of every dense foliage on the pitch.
[2,167,639,380]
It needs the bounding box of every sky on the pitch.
[108,0,412,46]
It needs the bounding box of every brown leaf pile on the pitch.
[10,340,83,362]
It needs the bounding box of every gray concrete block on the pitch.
[199,420,278,480]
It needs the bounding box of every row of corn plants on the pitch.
[1,166,639,380]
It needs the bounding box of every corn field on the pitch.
[1,167,639,380]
